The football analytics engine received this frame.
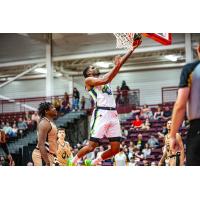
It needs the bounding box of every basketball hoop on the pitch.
[113,33,172,49]
[113,33,142,50]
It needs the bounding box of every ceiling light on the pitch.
[34,68,47,74]
[94,61,111,68]
[165,55,179,62]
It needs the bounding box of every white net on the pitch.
[113,33,134,50]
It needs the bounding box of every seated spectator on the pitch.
[141,118,151,130]
[114,148,127,166]
[0,130,14,165]
[3,122,15,138]
[80,96,86,110]
[131,107,141,118]
[142,143,151,159]
[72,87,80,111]
[115,86,122,105]
[153,106,163,120]
[0,121,5,129]
[121,127,128,138]
[52,97,61,112]
[17,117,28,137]
[11,124,18,138]
[147,135,159,149]
[157,121,170,139]
[128,156,138,166]
[151,161,156,166]
[161,106,172,121]
[120,80,130,104]
[128,141,137,160]
[131,115,143,130]
[143,159,150,166]
[60,92,71,114]
[141,104,153,119]
[31,111,40,131]
[135,133,145,151]
[25,111,31,120]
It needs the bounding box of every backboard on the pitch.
[143,33,172,45]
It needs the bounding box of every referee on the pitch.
[170,45,200,166]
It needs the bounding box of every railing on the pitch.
[0,89,140,114]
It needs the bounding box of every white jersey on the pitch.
[88,84,116,108]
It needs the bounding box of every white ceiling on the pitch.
[0,33,199,79]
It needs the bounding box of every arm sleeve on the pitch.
[179,61,200,88]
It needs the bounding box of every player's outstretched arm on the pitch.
[85,40,141,87]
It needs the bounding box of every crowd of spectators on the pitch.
[66,103,186,166]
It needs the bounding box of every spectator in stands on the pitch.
[72,87,80,111]
[31,111,40,131]
[143,159,150,166]
[142,143,151,159]
[0,121,5,129]
[135,133,145,151]
[161,106,172,121]
[3,122,15,138]
[147,135,159,149]
[141,118,151,130]
[141,104,153,119]
[80,96,86,110]
[25,111,31,120]
[131,115,143,130]
[128,141,136,160]
[60,92,71,114]
[52,97,61,113]
[11,124,18,138]
[128,156,137,166]
[151,161,156,166]
[120,80,130,104]
[131,106,141,119]
[17,117,28,137]
[115,86,121,105]
[114,148,127,166]
[153,106,163,120]
[121,126,128,138]
[0,129,14,165]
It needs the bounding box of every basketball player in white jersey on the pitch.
[70,39,142,166]
[32,102,58,166]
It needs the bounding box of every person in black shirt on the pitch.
[170,45,200,165]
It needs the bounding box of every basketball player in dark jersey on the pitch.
[32,102,58,166]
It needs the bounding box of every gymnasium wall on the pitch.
[73,68,182,105]
[0,68,182,105]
